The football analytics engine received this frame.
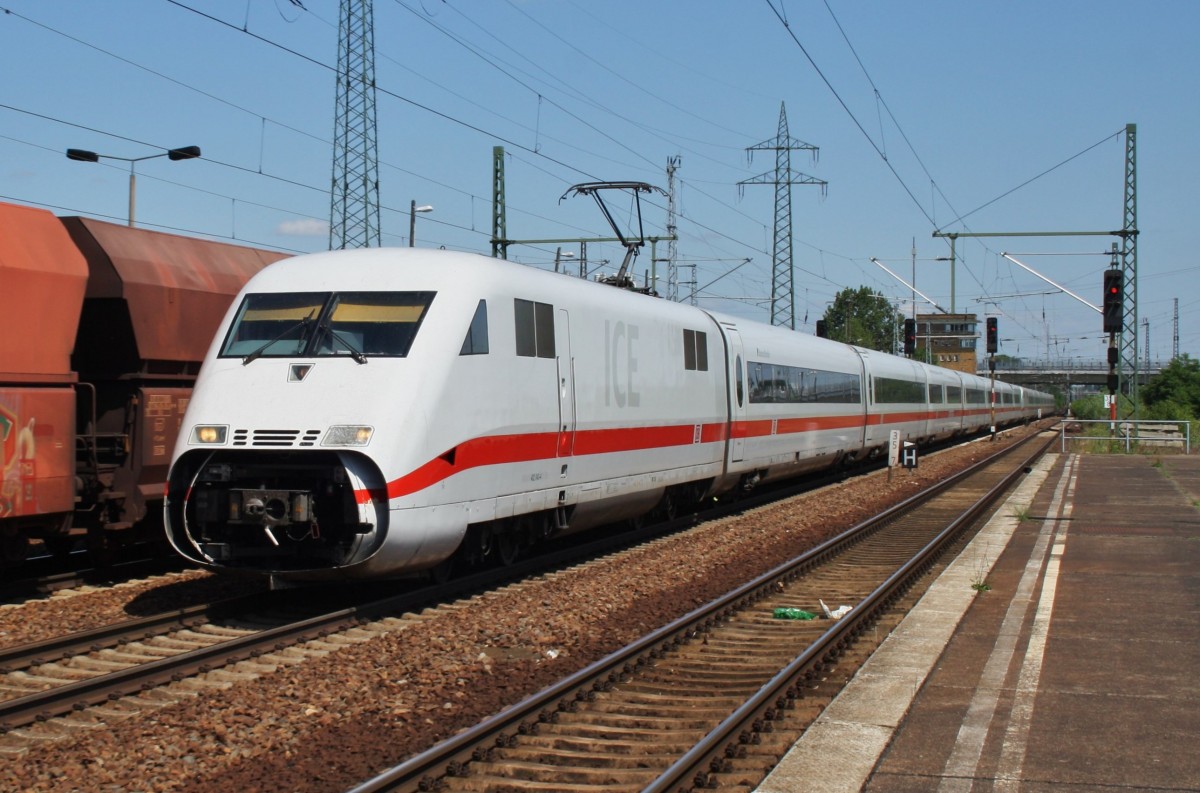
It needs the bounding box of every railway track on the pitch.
[0,427,1050,770]
[346,429,1056,793]
[0,436,918,744]
[0,548,189,605]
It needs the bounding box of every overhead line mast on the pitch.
[329,0,381,250]
[1119,123,1139,413]
[665,156,681,301]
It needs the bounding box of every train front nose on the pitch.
[166,449,388,572]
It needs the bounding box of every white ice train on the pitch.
[164,248,1053,583]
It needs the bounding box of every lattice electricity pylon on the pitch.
[329,0,381,249]
[739,103,826,329]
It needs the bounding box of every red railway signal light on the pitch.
[1103,269,1123,333]
[903,318,916,356]
[986,317,998,354]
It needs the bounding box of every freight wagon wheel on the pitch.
[0,530,30,567]
[86,530,120,569]
[43,535,78,559]
[42,514,77,559]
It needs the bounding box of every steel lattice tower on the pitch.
[1119,123,1138,411]
[739,103,826,329]
[1173,298,1179,360]
[329,0,381,249]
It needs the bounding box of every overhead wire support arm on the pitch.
[1000,253,1101,314]
[869,257,948,314]
[932,230,1133,239]
[931,227,1137,314]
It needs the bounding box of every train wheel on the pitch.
[495,529,520,567]
[428,555,457,584]
[86,530,120,569]
[464,524,494,567]
[659,491,678,522]
[43,535,78,559]
[0,530,30,566]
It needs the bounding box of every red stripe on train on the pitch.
[370,409,1013,501]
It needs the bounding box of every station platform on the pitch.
[756,448,1200,793]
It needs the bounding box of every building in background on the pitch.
[916,313,978,373]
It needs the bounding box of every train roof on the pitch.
[237,247,707,319]
[0,202,89,383]
[61,217,291,365]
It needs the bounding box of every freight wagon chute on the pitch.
[0,201,291,566]
[57,217,289,553]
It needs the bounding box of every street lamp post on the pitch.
[554,247,575,273]
[66,145,201,227]
[409,201,433,247]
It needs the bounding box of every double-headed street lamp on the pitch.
[409,200,433,247]
[66,145,201,227]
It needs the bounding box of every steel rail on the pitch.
[645,430,1055,791]
[346,430,1054,793]
[0,499,737,734]
[0,593,279,674]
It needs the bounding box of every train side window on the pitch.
[460,300,489,355]
[682,329,709,371]
[515,298,555,358]
[875,376,925,404]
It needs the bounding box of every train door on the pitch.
[724,325,747,463]
[555,309,576,458]
[850,347,871,449]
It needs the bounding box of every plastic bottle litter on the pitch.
[819,599,853,619]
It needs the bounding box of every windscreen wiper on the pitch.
[319,325,368,364]
[241,313,314,366]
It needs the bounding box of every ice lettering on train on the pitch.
[604,320,640,408]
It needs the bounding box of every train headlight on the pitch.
[323,425,373,446]
[191,425,228,445]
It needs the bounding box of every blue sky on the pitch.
[2,1,1196,364]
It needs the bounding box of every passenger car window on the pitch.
[514,298,555,358]
[460,300,489,355]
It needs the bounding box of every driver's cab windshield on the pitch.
[220,291,435,361]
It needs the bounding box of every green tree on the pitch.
[1140,353,1200,420]
[822,286,902,353]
